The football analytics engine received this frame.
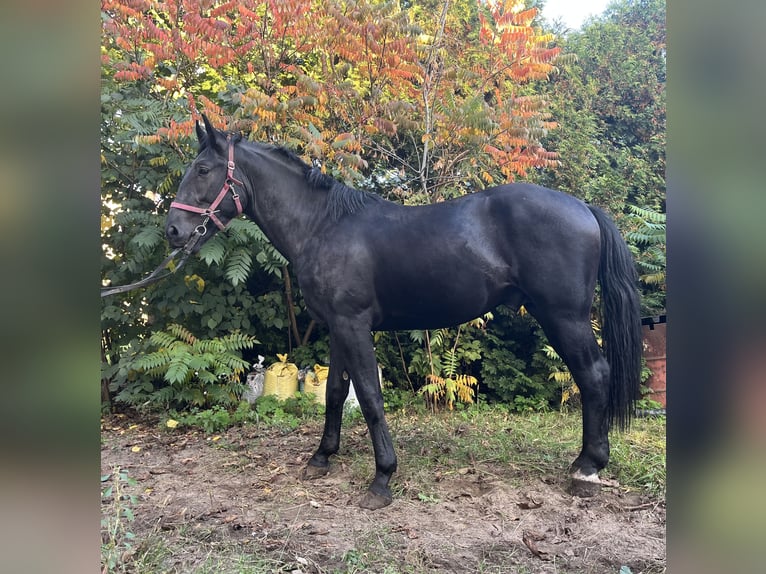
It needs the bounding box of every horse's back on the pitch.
[299,183,601,329]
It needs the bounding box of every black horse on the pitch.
[166,115,642,509]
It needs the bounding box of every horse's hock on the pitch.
[641,315,667,408]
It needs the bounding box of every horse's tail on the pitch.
[588,205,642,431]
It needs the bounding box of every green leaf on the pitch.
[131,226,164,249]
[165,359,191,385]
[199,236,227,266]
[224,249,252,286]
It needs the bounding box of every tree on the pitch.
[534,0,666,314]
[103,1,669,411]
[535,0,665,213]
[101,0,568,409]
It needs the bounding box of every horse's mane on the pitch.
[268,144,381,221]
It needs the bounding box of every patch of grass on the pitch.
[169,393,325,434]
[608,416,667,497]
[346,406,665,499]
[336,526,420,573]
[127,534,291,573]
[387,407,581,484]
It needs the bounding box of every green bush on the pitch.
[478,307,558,409]
[108,324,257,410]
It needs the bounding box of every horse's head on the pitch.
[165,115,245,251]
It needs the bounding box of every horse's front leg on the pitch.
[303,343,349,478]
[331,319,396,509]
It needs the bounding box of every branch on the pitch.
[418,0,451,198]
[394,332,415,392]
[301,320,316,347]
[282,265,302,347]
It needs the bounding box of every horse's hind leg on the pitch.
[530,310,611,496]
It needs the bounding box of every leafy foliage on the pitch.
[169,393,325,434]
[421,373,479,412]
[475,306,556,409]
[110,325,257,410]
[101,467,139,572]
[407,320,485,410]
[101,0,666,414]
[624,204,666,314]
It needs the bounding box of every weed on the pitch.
[416,492,440,503]
[608,416,667,497]
[101,466,139,573]
[167,393,326,433]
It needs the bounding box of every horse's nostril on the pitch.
[167,225,179,238]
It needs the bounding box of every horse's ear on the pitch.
[200,113,226,156]
[195,119,207,149]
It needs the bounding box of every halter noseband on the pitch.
[170,135,244,235]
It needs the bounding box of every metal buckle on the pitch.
[195,215,210,236]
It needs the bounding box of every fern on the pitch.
[119,325,258,409]
[167,324,196,344]
[131,226,164,251]
[199,235,227,266]
[628,204,666,223]
[228,218,265,242]
[442,349,459,378]
[421,373,478,412]
[149,330,178,348]
[626,205,666,300]
[224,248,253,286]
[165,359,191,385]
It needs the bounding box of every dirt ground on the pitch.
[101,415,666,573]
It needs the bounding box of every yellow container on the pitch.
[307,364,329,404]
[263,356,299,400]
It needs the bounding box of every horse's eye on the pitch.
[198,166,210,176]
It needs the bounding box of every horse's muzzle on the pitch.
[166,222,206,252]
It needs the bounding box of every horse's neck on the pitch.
[241,149,325,262]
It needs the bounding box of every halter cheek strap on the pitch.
[170,135,244,234]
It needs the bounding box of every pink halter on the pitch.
[170,135,244,235]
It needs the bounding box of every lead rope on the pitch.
[100,232,200,298]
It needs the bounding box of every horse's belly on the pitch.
[372,282,511,331]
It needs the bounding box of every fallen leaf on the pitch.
[166,419,179,429]
[131,446,141,453]
[517,499,543,510]
[522,530,550,561]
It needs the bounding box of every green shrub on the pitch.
[109,324,257,410]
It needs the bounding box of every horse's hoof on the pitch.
[301,463,330,480]
[567,470,601,497]
[359,490,392,510]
